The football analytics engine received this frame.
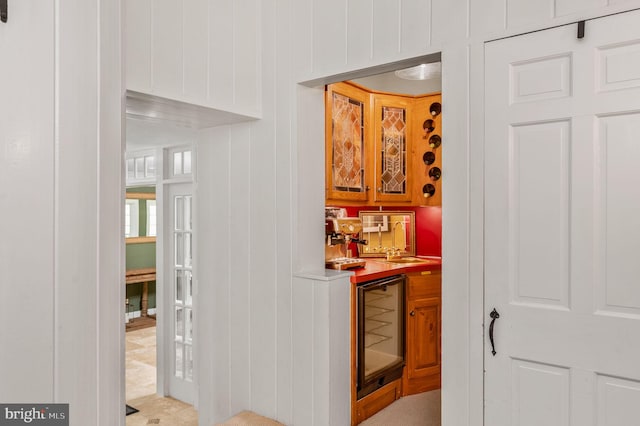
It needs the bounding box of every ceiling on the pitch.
[126,117,198,150]
[350,66,442,96]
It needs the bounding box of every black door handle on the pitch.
[489,308,500,356]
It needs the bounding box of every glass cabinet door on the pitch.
[325,82,371,202]
[373,94,413,203]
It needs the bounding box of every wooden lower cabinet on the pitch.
[355,378,402,424]
[403,270,441,396]
[351,270,442,424]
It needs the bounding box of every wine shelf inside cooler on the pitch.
[363,289,395,348]
[364,348,403,378]
[365,318,391,334]
[364,331,392,348]
[364,305,393,319]
[366,290,393,303]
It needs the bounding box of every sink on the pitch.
[382,257,429,264]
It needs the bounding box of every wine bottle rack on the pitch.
[414,94,442,206]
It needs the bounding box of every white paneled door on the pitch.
[485,10,640,426]
[168,183,195,404]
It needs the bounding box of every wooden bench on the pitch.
[126,267,156,317]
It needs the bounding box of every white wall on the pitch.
[126,0,262,118]
[0,1,124,425]
[134,0,640,425]
[0,0,55,403]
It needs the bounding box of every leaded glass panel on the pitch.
[380,106,407,194]
[331,92,365,192]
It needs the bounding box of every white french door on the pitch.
[167,182,195,404]
[485,10,640,425]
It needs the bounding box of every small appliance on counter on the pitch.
[325,207,368,270]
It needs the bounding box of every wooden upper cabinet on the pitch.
[325,82,372,202]
[326,82,442,206]
[372,94,413,203]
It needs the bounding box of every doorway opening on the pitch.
[124,118,198,424]
[321,54,443,425]
[124,182,158,410]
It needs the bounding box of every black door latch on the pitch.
[489,308,500,356]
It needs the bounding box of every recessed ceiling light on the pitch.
[395,62,441,81]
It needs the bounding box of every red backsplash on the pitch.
[340,206,442,257]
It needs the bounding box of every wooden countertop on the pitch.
[349,257,441,283]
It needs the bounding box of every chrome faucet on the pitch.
[388,221,404,258]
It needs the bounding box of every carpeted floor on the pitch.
[360,389,441,426]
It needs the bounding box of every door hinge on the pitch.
[577,20,585,39]
[0,0,7,23]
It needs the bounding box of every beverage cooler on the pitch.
[357,274,405,399]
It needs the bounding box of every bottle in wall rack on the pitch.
[429,167,441,181]
[422,183,436,198]
[422,119,435,137]
[430,102,441,117]
[429,135,441,149]
[423,151,436,166]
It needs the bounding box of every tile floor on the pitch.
[126,325,198,426]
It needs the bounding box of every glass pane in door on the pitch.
[172,191,193,383]
[173,152,183,175]
[185,345,193,381]
[185,271,193,306]
[175,196,184,230]
[184,196,191,230]
[175,270,184,303]
[175,342,184,378]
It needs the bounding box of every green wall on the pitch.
[126,242,156,269]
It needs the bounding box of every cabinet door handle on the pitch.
[410,310,415,316]
[489,308,500,356]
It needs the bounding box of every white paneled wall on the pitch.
[1,0,123,425]
[196,126,233,423]
[144,0,640,425]
[197,114,292,423]
[0,0,55,403]
[56,0,100,418]
[308,0,640,82]
[291,273,351,426]
[126,0,261,118]
[196,0,296,423]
